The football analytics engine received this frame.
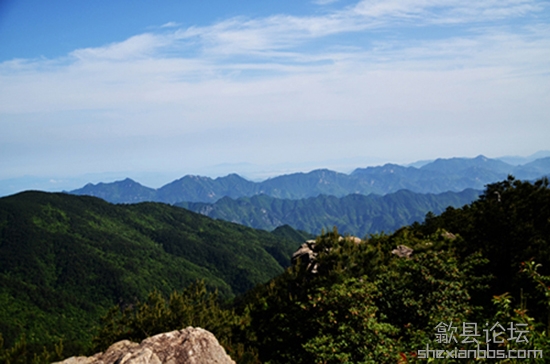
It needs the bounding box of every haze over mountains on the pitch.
[65,154,550,236]
[2,152,550,360]
[70,154,550,204]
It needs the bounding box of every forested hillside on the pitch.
[3,177,550,363]
[177,188,480,236]
[0,192,304,360]
[81,177,550,363]
[241,177,550,363]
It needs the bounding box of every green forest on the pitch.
[177,188,480,236]
[2,176,550,363]
[0,192,306,362]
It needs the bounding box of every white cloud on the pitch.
[351,0,542,23]
[0,0,549,179]
[161,21,181,28]
[70,33,171,61]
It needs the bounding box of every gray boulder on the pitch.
[291,236,363,273]
[391,245,414,258]
[291,239,319,273]
[54,327,235,364]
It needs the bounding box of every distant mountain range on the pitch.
[70,155,550,204]
[497,150,550,165]
[176,189,481,237]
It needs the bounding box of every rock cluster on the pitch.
[391,245,414,258]
[54,327,235,364]
[291,239,319,273]
[339,236,362,244]
[440,231,457,240]
[291,236,362,273]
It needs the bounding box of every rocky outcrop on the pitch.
[338,236,362,244]
[440,231,457,240]
[54,327,235,364]
[391,245,413,258]
[291,239,319,273]
[291,236,363,273]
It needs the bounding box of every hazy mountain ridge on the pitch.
[3,177,550,363]
[75,178,157,203]
[87,177,550,364]
[177,189,481,237]
[496,150,550,165]
[69,155,550,204]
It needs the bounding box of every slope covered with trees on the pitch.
[86,177,550,363]
[420,175,550,308]
[177,188,480,236]
[0,192,302,360]
[3,177,550,363]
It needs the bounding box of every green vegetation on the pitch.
[421,176,550,308]
[2,176,550,363]
[232,228,486,363]
[177,189,480,236]
[0,191,301,361]
[96,176,550,363]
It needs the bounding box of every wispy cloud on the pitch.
[351,0,542,22]
[6,0,540,65]
[161,21,181,28]
[70,33,171,61]
[159,0,546,61]
[1,1,547,106]
[0,0,548,179]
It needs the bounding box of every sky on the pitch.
[1,0,549,194]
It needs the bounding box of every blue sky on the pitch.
[1,0,549,194]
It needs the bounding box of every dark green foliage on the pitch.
[178,189,481,237]
[270,224,314,242]
[375,247,482,348]
[92,280,260,363]
[300,278,399,364]
[0,334,64,364]
[234,227,490,363]
[230,178,550,362]
[421,176,550,320]
[82,177,550,363]
[0,191,300,361]
[4,177,550,363]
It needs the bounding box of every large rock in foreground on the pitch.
[54,327,235,364]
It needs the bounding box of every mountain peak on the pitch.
[67,155,550,204]
[217,173,247,181]
[117,177,138,184]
